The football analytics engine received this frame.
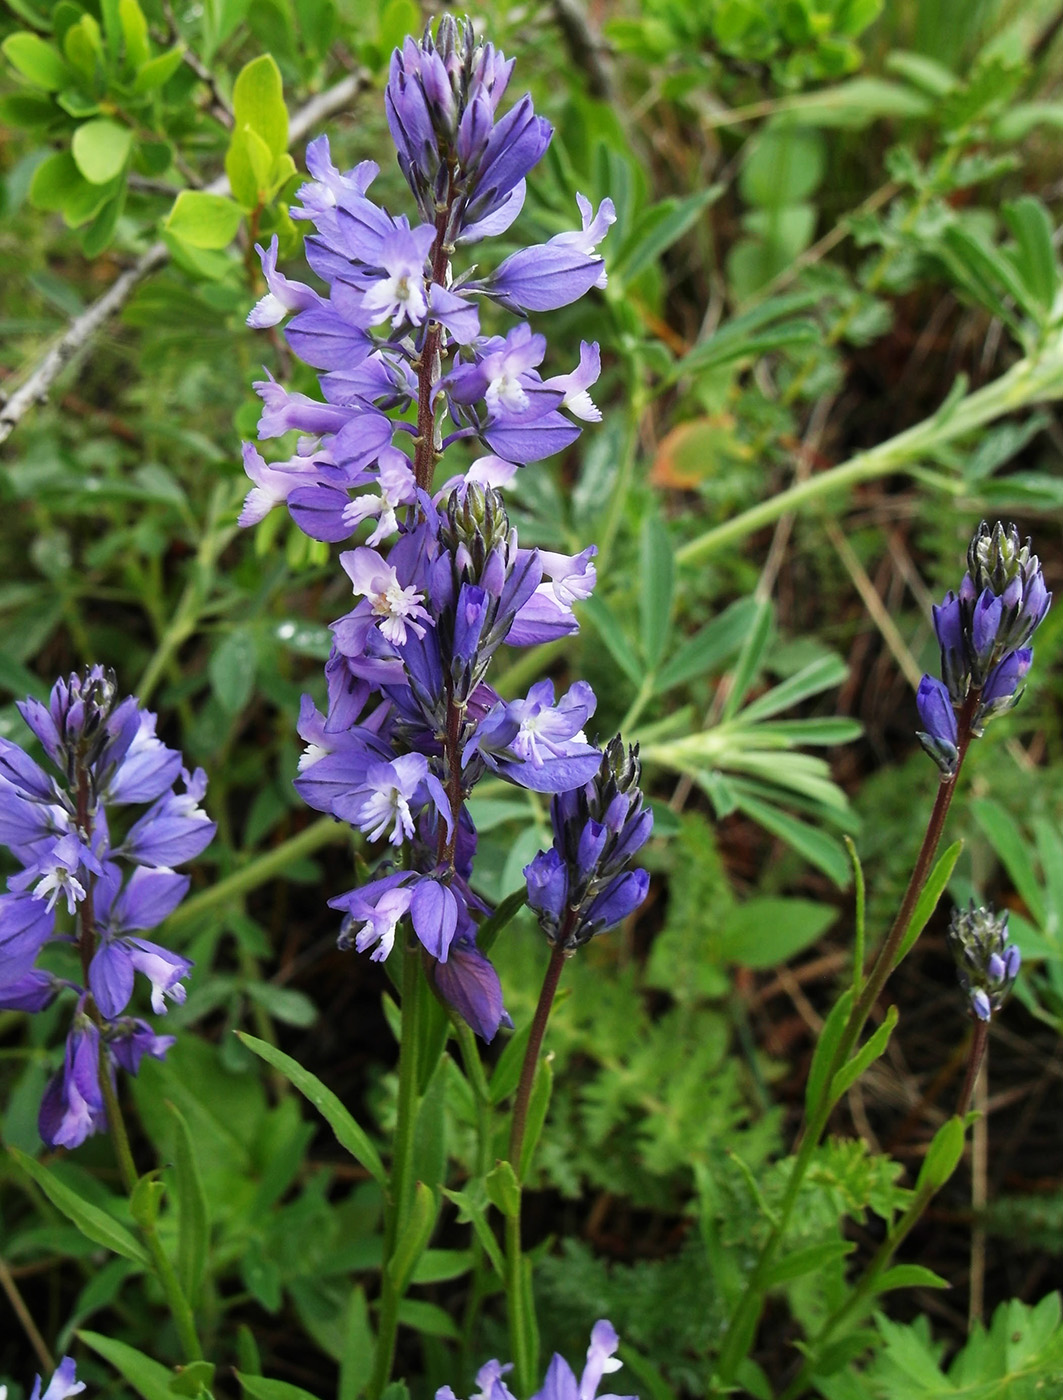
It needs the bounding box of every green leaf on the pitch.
[917,1115,965,1191]
[169,1362,216,1398]
[441,1187,506,1277]
[731,788,851,887]
[412,1054,448,1196]
[476,887,527,955]
[717,897,837,969]
[740,128,825,209]
[488,1019,533,1104]
[78,1332,174,1400]
[720,596,773,722]
[829,1004,898,1102]
[892,839,963,968]
[3,32,69,89]
[581,595,642,686]
[739,655,848,723]
[10,1148,150,1265]
[806,988,854,1115]
[874,1263,950,1293]
[209,626,257,713]
[164,1102,210,1305]
[236,1375,322,1400]
[132,46,184,94]
[387,1181,438,1295]
[118,0,150,67]
[339,1287,373,1400]
[72,118,132,184]
[232,52,288,155]
[764,1238,854,1286]
[484,1160,521,1219]
[236,1032,386,1185]
[1002,197,1058,314]
[655,595,758,693]
[244,982,318,1027]
[129,1172,164,1230]
[519,1053,554,1180]
[165,190,243,249]
[395,1298,461,1339]
[615,186,722,282]
[639,513,674,671]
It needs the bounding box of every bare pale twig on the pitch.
[0,69,367,448]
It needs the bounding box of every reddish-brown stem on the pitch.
[957,1018,989,1118]
[413,187,456,492]
[837,687,980,1065]
[509,938,569,1175]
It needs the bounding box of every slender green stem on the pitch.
[454,1019,494,1378]
[713,702,976,1391]
[505,1210,532,1397]
[166,817,349,930]
[776,1182,938,1400]
[367,934,425,1400]
[98,1062,203,1362]
[677,344,1063,569]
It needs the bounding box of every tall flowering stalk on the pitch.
[241,17,650,1397]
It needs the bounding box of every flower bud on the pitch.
[947,901,1021,1021]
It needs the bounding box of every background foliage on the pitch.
[3,0,1063,1397]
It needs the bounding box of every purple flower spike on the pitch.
[947,902,1021,1021]
[525,737,652,950]
[1,667,211,1150]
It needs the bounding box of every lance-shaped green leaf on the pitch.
[11,1148,149,1265]
[764,1239,855,1287]
[485,1159,521,1219]
[78,1332,173,1400]
[874,1263,950,1293]
[829,1004,899,1103]
[165,1100,210,1305]
[917,1116,966,1191]
[805,988,854,1115]
[339,1286,374,1400]
[237,1032,386,1185]
[639,512,675,671]
[442,1186,506,1277]
[236,1376,323,1400]
[387,1181,439,1295]
[892,839,963,968]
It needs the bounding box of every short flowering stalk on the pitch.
[713,522,1050,1395]
[0,667,213,1364]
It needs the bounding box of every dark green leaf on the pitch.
[639,513,674,671]
[11,1148,149,1265]
[829,1004,898,1102]
[717,897,837,969]
[164,1101,210,1306]
[236,1033,386,1185]
[78,1332,173,1400]
[892,839,963,968]
[917,1116,966,1191]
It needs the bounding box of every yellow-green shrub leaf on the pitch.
[72,118,132,183]
[165,190,243,248]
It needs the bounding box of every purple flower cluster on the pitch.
[947,902,1021,1022]
[917,521,1051,775]
[438,1319,634,1400]
[0,668,215,1148]
[241,20,649,1042]
[524,738,652,950]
